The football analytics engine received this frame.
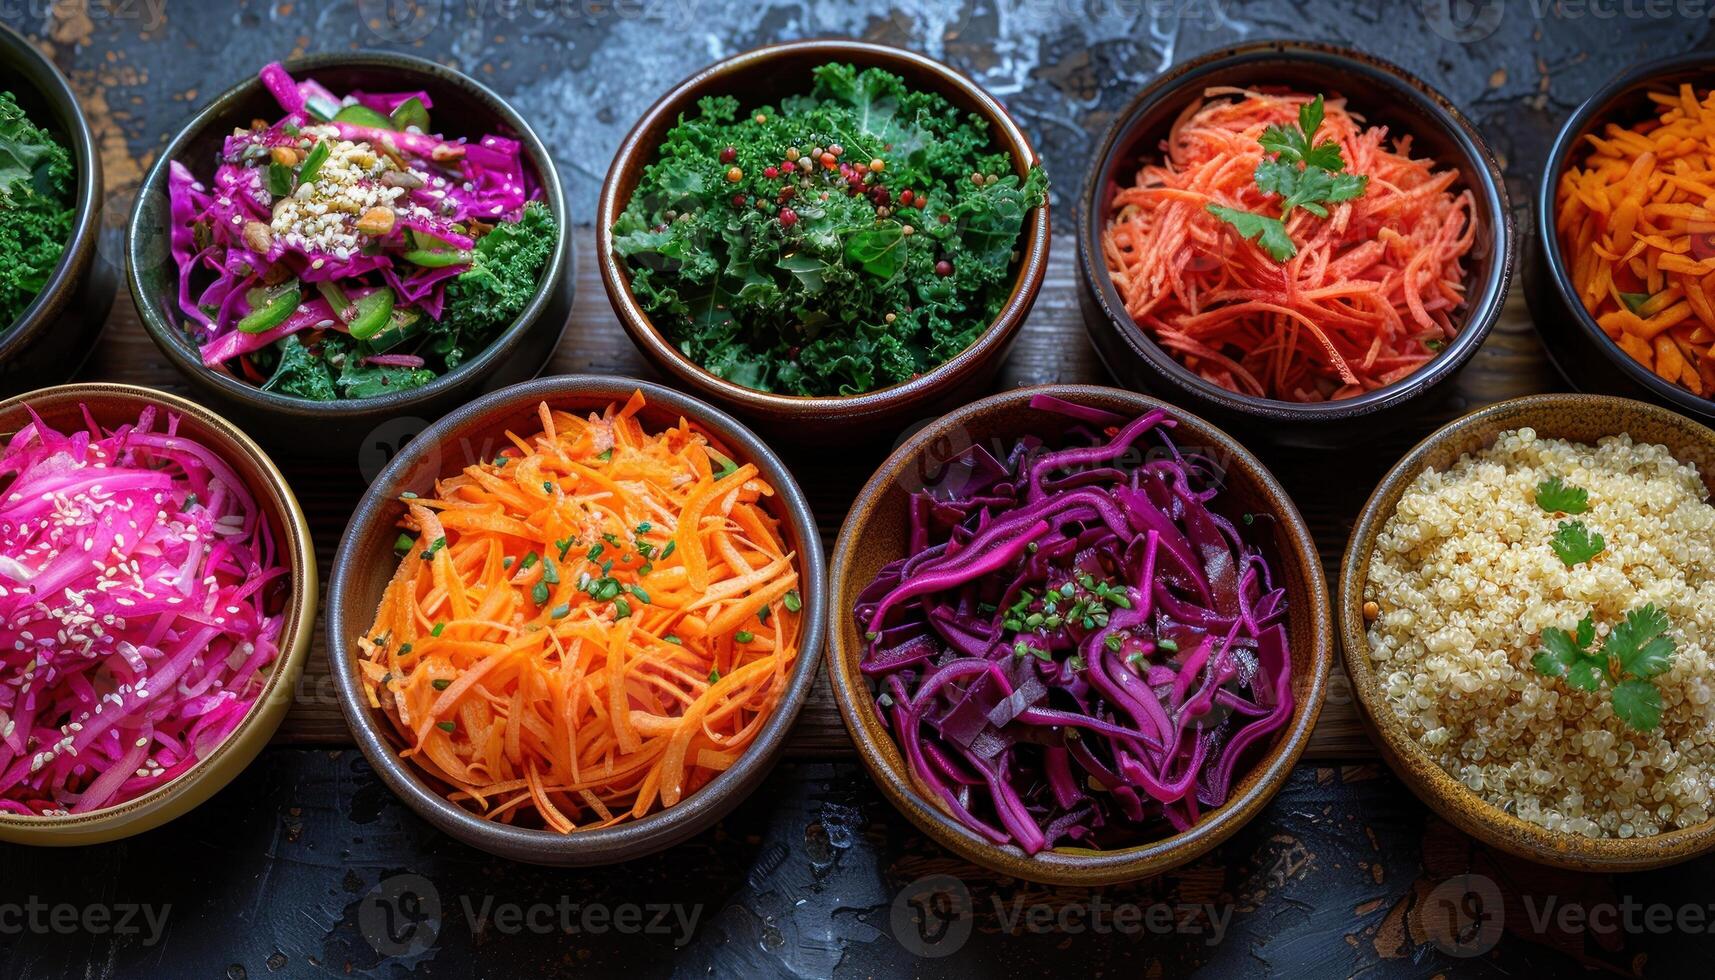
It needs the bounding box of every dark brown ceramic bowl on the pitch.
[0,24,115,396]
[1527,52,1715,424]
[327,375,826,865]
[126,52,572,459]
[1340,394,1715,871]
[828,384,1333,885]
[598,40,1050,442]
[1077,40,1513,449]
[0,383,315,845]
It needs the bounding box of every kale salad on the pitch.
[0,90,75,331]
[613,64,1047,397]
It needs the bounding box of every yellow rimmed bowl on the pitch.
[0,383,316,846]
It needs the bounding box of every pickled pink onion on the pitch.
[0,405,286,815]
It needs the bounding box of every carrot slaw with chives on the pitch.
[356,391,802,832]
[1101,88,1478,401]
[1555,82,1715,398]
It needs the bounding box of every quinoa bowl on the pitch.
[1339,394,1715,870]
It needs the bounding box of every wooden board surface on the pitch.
[76,230,1557,759]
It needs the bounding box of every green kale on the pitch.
[435,200,556,366]
[0,90,75,330]
[337,356,435,399]
[612,63,1047,396]
[259,334,338,401]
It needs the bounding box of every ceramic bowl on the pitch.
[326,375,826,865]
[1077,40,1513,449]
[828,384,1333,885]
[0,383,316,845]
[125,51,573,459]
[0,23,116,396]
[1340,393,1715,871]
[598,39,1050,442]
[1527,51,1715,424]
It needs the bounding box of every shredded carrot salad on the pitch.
[1556,83,1715,398]
[1101,88,1478,401]
[356,392,802,832]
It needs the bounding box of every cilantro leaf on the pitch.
[1205,204,1297,261]
[1610,679,1663,731]
[1535,476,1590,515]
[1609,604,1676,679]
[1532,616,1594,679]
[1549,520,1605,567]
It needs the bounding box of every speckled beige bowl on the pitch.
[1339,393,1715,871]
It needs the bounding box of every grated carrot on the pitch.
[1100,88,1478,401]
[1557,83,1715,398]
[356,393,802,832]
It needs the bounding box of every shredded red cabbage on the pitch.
[166,63,543,393]
[856,395,1294,854]
[0,406,287,815]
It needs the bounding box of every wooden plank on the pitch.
[75,231,1554,759]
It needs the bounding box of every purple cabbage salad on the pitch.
[165,62,556,401]
[855,395,1295,854]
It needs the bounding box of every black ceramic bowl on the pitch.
[1526,51,1715,424]
[0,23,115,396]
[326,376,827,865]
[1077,40,1513,448]
[125,52,572,459]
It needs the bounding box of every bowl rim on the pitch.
[123,50,572,418]
[1535,50,1715,419]
[0,382,317,835]
[827,382,1334,885]
[1075,38,1515,422]
[325,374,827,861]
[0,22,105,361]
[1338,392,1715,870]
[596,38,1051,420]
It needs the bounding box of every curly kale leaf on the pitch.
[434,200,556,364]
[0,90,76,328]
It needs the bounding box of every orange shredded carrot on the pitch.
[356,393,802,832]
[1100,88,1478,401]
[1557,83,1715,398]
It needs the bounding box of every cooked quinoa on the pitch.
[1364,427,1715,838]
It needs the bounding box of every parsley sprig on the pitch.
[1535,476,1590,515]
[1550,520,1605,567]
[1206,95,1369,261]
[1533,605,1677,730]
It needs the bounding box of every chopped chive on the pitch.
[494,456,508,467]
[757,604,771,624]
[550,603,570,619]
[1157,638,1178,653]
[520,551,539,570]
[784,589,801,613]
[555,537,574,561]
[399,491,418,499]
[542,480,554,493]
[397,643,412,656]
[436,720,455,732]
[587,542,604,561]
[502,556,514,569]
[660,540,677,559]
[597,448,613,461]
[614,597,633,619]
[635,522,653,534]
[1104,633,1123,652]
[394,532,415,553]
[664,634,682,645]
[541,557,560,585]
[629,584,651,604]
[532,579,550,606]
[431,678,451,691]
[877,692,894,708]
[639,563,654,576]
[736,630,755,643]
[430,622,445,637]
[708,668,721,683]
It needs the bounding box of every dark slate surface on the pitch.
[4,2,1715,978]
